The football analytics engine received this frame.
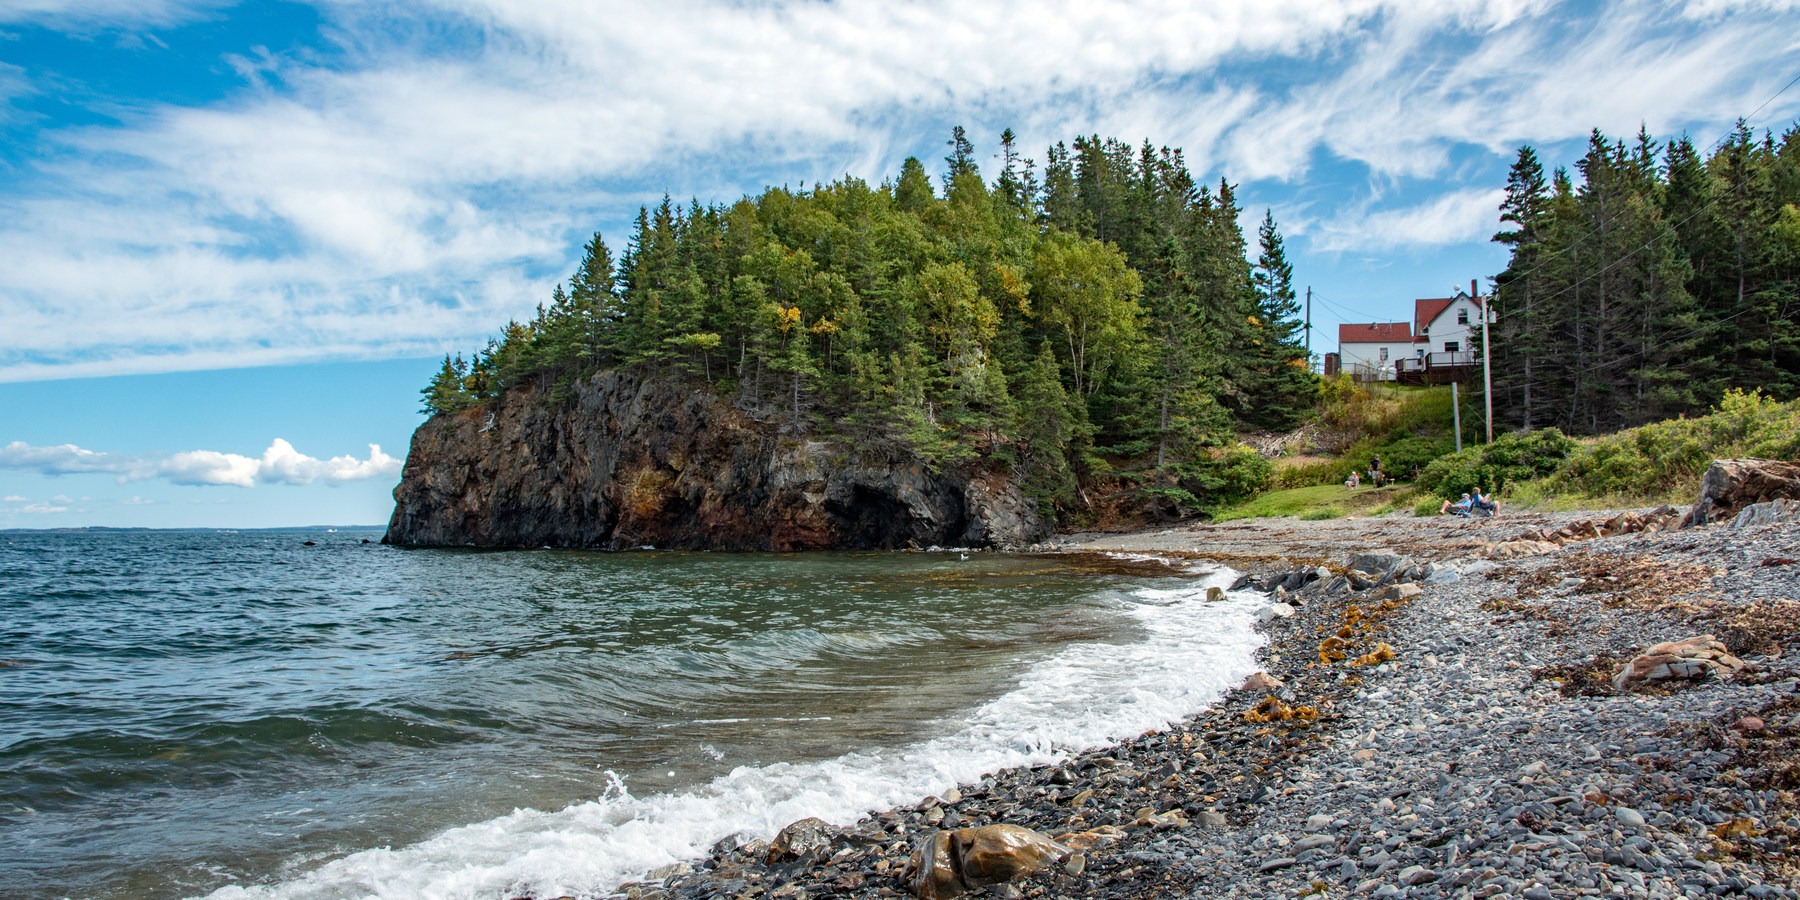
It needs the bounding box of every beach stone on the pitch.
[1206,586,1227,602]
[1732,716,1765,733]
[905,825,1068,900]
[1242,671,1284,692]
[1612,636,1745,691]
[1425,566,1460,584]
[767,817,836,864]
[1616,808,1647,828]
[1488,538,1559,559]
[1051,826,1125,850]
[1399,865,1438,886]
[1376,583,1422,602]
[1256,602,1296,623]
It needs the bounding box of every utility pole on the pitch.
[1477,277,1492,444]
[1305,286,1313,372]
[1452,380,1462,453]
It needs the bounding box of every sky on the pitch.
[1,0,1797,529]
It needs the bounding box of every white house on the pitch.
[1335,289,1491,382]
[1411,293,1487,364]
[1337,321,1413,380]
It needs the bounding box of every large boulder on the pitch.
[1730,498,1800,529]
[766,817,837,865]
[1682,458,1800,528]
[906,824,1069,899]
[1612,635,1746,691]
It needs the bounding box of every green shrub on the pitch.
[1550,390,1800,501]
[1417,447,1489,499]
[1480,428,1576,479]
[1375,434,1456,480]
[1178,445,1274,508]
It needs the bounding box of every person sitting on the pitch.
[1472,487,1499,516]
[1440,492,1473,516]
[1345,470,1360,490]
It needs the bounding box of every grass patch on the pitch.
[1214,482,1411,522]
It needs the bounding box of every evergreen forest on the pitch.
[423,130,1316,515]
[1489,120,1800,434]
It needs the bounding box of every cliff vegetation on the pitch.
[419,130,1315,522]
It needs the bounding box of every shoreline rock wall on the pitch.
[383,371,1049,551]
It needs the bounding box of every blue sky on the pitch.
[2,0,1797,528]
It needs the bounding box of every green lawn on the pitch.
[1213,482,1413,522]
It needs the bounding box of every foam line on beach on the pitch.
[205,562,1264,900]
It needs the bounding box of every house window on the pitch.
[1444,341,1460,353]
[1457,309,1470,325]
[1379,347,1388,362]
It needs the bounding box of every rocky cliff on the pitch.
[383,371,1049,550]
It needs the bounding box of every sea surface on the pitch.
[0,529,1264,900]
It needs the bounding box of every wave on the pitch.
[205,562,1263,900]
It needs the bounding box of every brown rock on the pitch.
[1612,635,1747,691]
[1733,716,1765,733]
[1054,825,1126,850]
[906,825,1069,900]
[1242,671,1284,693]
[1487,539,1559,559]
[767,817,836,864]
[1682,458,1800,528]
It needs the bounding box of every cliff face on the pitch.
[383,371,1050,550]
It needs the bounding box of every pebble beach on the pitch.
[618,507,1800,900]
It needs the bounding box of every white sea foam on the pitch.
[205,564,1264,900]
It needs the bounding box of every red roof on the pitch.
[1338,322,1411,344]
[1414,297,1454,336]
[1414,294,1485,341]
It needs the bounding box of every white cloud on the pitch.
[21,502,68,513]
[3,494,28,502]
[1311,187,1507,252]
[0,0,229,28]
[1,0,1796,381]
[123,495,154,505]
[0,439,401,487]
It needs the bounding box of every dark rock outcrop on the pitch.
[1682,457,1800,528]
[383,371,1049,550]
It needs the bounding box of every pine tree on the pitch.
[1232,210,1315,430]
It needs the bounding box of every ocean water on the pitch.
[0,530,1264,900]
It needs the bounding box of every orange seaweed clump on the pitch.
[1349,642,1397,667]
[1243,697,1319,723]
